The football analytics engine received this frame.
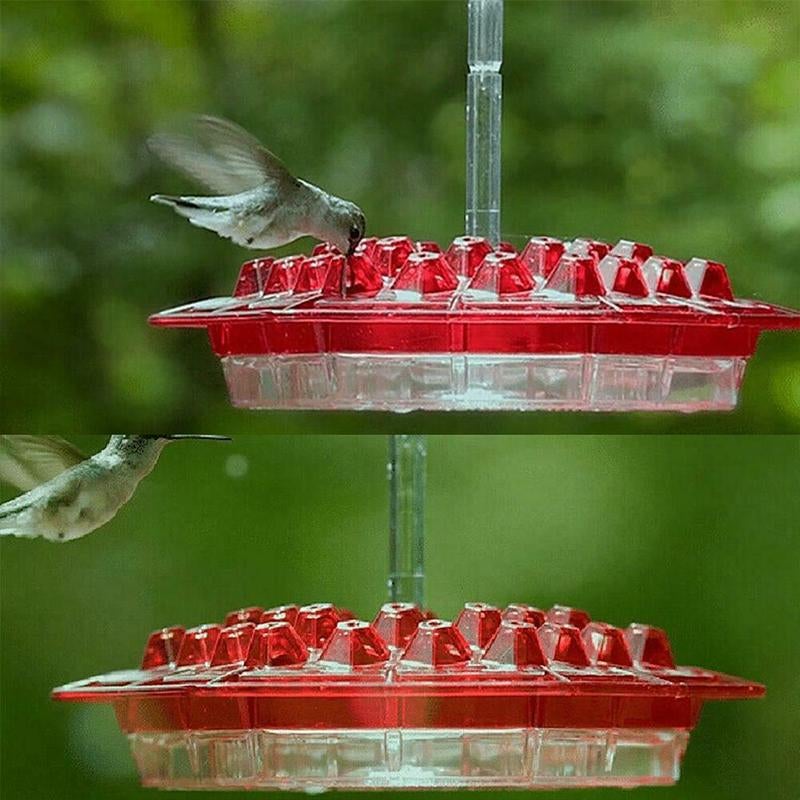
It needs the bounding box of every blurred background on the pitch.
[1,0,799,432]
[1,435,799,799]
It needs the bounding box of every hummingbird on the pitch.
[148,115,367,255]
[0,435,229,542]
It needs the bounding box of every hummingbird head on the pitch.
[106,435,230,472]
[324,199,366,256]
[111,435,230,458]
[107,433,230,461]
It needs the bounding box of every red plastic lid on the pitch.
[53,600,763,734]
[150,235,800,359]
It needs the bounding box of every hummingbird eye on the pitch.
[349,225,361,241]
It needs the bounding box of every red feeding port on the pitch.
[598,255,649,297]
[547,604,591,628]
[175,624,222,668]
[293,254,343,294]
[684,257,734,300]
[211,623,256,666]
[372,602,425,648]
[570,238,611,262]
[401,619,472,667]
[545,254,605,296]
[469,251,536,295]
[233,258,273,297]
[538,623,591,666]
[294,603,340,648]
[483,620,547,667]
[521,236,565,277]
[626,623,676,668]
[392,251,459,296]
[224,606,264,626]
[53,598,764,791]
[455,602,502,648]
[446,235,493,276]
[140,626,185,670]
[611,239,653,264]
[261,254,303,294]
[319,620,391,667]
[260,604,299,626]
[502,603,546,626]
[246,621,309,668]
[322,251,383,297]
[373,236,415,276]
[582,622,634,667]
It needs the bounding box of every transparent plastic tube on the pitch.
[466,0,503,244]
[387,435,426,606]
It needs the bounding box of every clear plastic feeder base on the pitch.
[222,353,747,412]
[131,727,688,791]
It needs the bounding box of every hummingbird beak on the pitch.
[347,233,363,257]
[162,435,231,442]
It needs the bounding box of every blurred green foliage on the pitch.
[1,0,799,431]
[1,435,799,799]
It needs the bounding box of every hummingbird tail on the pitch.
[149,194,240,240]
[0,500,34,538]
[150,194,201,209]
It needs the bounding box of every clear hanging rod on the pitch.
[387,435,427,607]
[465,0,503,245]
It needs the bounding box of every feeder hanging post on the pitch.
[466,0,503,245]
[387,435,427,607]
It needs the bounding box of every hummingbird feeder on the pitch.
[150,236,800,411]
[53,436,765,791]
[149,0,800,413]
[52,602,763,791]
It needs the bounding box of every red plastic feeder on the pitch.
[53,600,762,791]
[150,235,800,412]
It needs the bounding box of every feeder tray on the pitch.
[53,600,763,791]
[150,235,800,412]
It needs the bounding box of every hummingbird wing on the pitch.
[0,436,86,493]
[148,115,299,196]
[0,495,41,538]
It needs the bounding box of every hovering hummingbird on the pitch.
[0,435,229,542]
[148,115,367,255]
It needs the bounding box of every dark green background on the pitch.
[1,0,799,432]
[1,435,799,799]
